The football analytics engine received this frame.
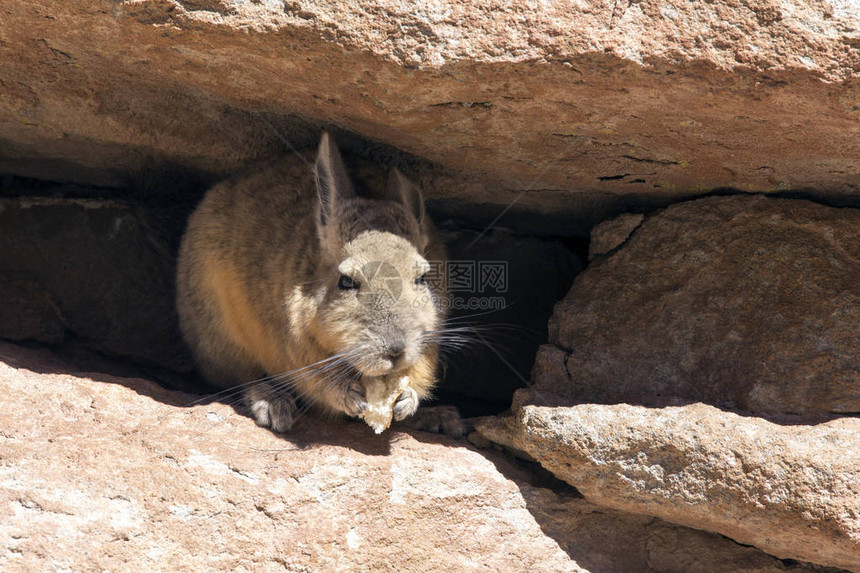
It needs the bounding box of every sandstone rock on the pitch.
[0,341,838,572]
[477,397,860,572]
[540,195,860,419]
[525,487,847,573]
[0,342,581,572]
[1,1,858,233]
[0,197,192,372]
[587,213,644,260]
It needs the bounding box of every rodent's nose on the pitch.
[386,342,406,369]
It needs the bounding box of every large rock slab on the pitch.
[0,341,838,572]
[1,1,858,231]
[0,342,580,572]
[538,195,860,419]
[477,397,860,572]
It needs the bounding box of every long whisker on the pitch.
[185,346,362,407]
[290,363,363,423]
[439,303,516,323]
[263,344,368,408]
[421,321,534,373]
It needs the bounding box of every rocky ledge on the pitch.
[478,398,860,572]
[0,341,843,572]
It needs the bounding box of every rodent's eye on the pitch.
[414,274,427,286]
[338,275,359,290]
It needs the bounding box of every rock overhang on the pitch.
[1,0,858,234]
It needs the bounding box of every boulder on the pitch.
[0,341,837,572]
[539,195,860,419]
[475,194,860,571]
[1,1,858,232]
[476,398,860,572]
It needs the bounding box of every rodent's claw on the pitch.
[392,386,419,421]
[344,380,368,418]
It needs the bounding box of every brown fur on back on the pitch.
[176,137,447,423]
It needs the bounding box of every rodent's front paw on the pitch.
[249,394,297,433]
[343,379,368,417]
[392,386,419,421]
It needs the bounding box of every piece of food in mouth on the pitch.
[361,375,410,434]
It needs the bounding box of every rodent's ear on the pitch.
[384,168,425,225]
[314,131,355,226]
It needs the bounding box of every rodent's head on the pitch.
[310,133,442,377]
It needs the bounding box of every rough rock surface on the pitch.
[538,194,860,419]
[0,341,840,572]
[0,197,191,372]
[0,342,580,572]
[587,213,644,260]
[476,397,860,572]
[1,0,859,233]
